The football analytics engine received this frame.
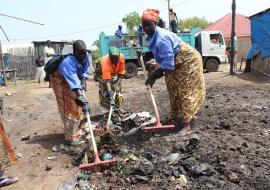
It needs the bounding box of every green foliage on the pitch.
[91,40,100,62]
[92,48,100,62]
[122,11,141,35]
[178,17,211,30]
[92,40,100,48]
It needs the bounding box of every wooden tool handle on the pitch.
[139,55,160,118]
[82,91,99,154]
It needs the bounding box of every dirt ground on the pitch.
[1,64,270,190]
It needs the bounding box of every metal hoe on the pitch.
[79,91,117,170]
[138,54,175,132]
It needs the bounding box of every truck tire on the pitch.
[125,62,138,78]
[205,58,219,72]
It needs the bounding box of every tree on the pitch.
[122,11,141,35]
[91,48,100,63]
[178,17,211,30]
[91,40,100,62]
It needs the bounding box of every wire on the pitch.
[172,0,192,7]
[0,25,9,41]
[11,22,120,41]
[3,0,192,42]
[0,13,44,26]
[160,0,192,11]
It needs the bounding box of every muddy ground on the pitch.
[1,64,270,190]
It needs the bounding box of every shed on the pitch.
[247,8,270,77]
[32,41,72,56]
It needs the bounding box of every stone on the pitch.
[163,153,181,165]
[45,164,52,171]
[47,156,56,160]
[16,153,23,158]
[228,173,239,183]
[178,175,188,187]
[21,135,30,141]
[52,145,59,152]
[219,161,227,167]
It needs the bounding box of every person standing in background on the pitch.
[233,35,238,71]
[157,18,165,28]
[35,53,45,84]
[136,25,145,47]
[169,8,178,33]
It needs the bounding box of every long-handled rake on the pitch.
[79,91,117,170]
[138,54,175,132]
[106,92,117,131]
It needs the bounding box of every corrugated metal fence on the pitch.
[7,43,64,79]
[8,47,35,79]
[252,54,270,77]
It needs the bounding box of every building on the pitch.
[3,41,72,79]
[32,41,72,56]
[247,8,270,77]
[203,13,251,61]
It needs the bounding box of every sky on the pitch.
[1,0,270,49]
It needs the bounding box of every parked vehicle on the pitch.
[97,28,227,78]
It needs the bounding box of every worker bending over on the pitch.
[142,9,205,136]
[98,47,125,109]
[51,40,90,146]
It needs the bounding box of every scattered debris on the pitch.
[102,153,113,161]
[227,173,239,183]
[16,153,23,159]
[187,133,200,150]
[21,135,30,141]
[52,145,59,152]
[178,174,188,187]
[45,164,52,171]
[163,153,181,165]
[57,176,77,190]
[5,92,12,96]
[47,156,57,160]
[124,154,138,162]
[180,157,213,177]
[78,179,90,190]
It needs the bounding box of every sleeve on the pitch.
[101,58,112,80]
[118,55,125,75]
[157,38,175,70]
[81,55,90,79]
[44,47,48,55]
[58,59,82,90]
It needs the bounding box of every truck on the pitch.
[98,27,227,78]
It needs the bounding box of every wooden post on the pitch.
[168,0,171,31]
[0,41,7,86]
[230,0,236,74]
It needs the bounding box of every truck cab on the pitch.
[195,31,227,72]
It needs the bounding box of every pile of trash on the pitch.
[75,111,157,165]
[90,110,157,136]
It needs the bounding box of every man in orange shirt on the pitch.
[99,47,125,108]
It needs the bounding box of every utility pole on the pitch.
[167,0,171,31]
[0,41,7,86]
[230,0,236,74]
